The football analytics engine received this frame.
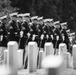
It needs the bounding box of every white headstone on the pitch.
[63,52,71,69]
[59,43,67,55]
[23,45,28,68]
[73,45,76,69]
[28,42,38,72]
[7,41,18,75]
[66,52,71,68]
[4,50,8,65]
[41,55,64,75]
[17,50,23,69]
[44,42,54,56]
[38,50,44,69]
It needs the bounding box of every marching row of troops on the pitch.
[0,12,75,68]
[0,12,75,49]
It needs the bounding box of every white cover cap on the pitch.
[44,19,53,22]
[31,16,38,20]
[23,13,30,17]
[9,12,18,17]
[66,29,70,33]
[54,21,60,25]
[17,14,24,17]
[70,32,75,36]
[61,22,67,26]
[0,15,7,20]
[37,17,43,20]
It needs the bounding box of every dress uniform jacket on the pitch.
[19,23,28,49]
[17,21,22,34]
[8,20,19,43]
[61,29,70,50]
[0,23,8,47]
[30,23,39,35]
[53,28,63,48]
[38,24,44,36]
[22,21,30,34]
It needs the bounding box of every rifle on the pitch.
[54,35,59,55]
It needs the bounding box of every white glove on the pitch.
[41,34,44,40]
[20,31,23,38]
[32,34,36,41]
[27,33,30,38]
[46,35,49,39]
[0,35,3,41]
[56,36,59,41]
[63,35,65,41]
[51,35,53,40]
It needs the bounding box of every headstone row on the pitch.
[1,41,76,75]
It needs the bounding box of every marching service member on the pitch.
[0,12,73,67]
[19,13,30,69]
[0,15,8,47]
[19,13,30,49]
[61,22,70,51]
[53,21,63,49]
[8,12,19,43]
[0,15,8,64]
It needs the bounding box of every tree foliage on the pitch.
[0,0,17,16]
[1,0,76,31]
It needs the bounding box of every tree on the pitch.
[0,0,17,16]
[9,0,76,31]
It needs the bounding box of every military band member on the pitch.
[29,16,41,47]
[0,15,9,64]
[19,13,31,69]
[27,22,33,43]
[22,13,30,33]
[37,17,44,47]
[40,19,49,48]
[66,29,70,37]
[0,15,8,47]
[0,12,73,68]
[69,32,75,44]
[43,19,54,42]
[19,13,30,49]
[17,14,24,32]
[61,22,70,51]
[69,32,75,54]
[30,16,39,35]
[37,17,44,37]
[48,19,54,35]
[53,21,63,49]
[8,12,20,43]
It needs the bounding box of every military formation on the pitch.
[0,12,75,68]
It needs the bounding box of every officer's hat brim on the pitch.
[17,14,24,18]
[23,13,30,17]
[61,22,67,26]
[43,19,53,22]
[0,15,7,20]
[37,17,43,20]
[70,32,75,36]
[54,21,60,25]
[31,16,38,20]
[66,29,70,33]
[10,12,18,17]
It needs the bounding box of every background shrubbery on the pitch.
[1,0,76,32]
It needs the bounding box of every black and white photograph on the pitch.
[0,0,76,75]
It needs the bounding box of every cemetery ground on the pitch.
[2,41,76,75]
[18,56,76,75]
[18,69,76,75]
